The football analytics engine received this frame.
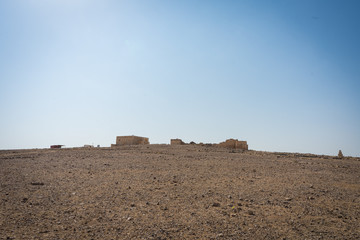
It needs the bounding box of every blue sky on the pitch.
[0,0,359,156]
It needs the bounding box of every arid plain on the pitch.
[1,145,359,239]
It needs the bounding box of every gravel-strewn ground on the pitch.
[1,145,359,239]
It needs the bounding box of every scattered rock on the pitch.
[212,202,221,207]
[30,182,44,186]
[2,145,359,239]
[248,210,255,215]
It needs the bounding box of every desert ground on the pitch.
[1,145,359,239]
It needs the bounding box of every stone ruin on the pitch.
[170,138,248,150]
[110,135,248,150]
[218,139,248,150]
[50,145,63,149]
[170,139,185,145]
[111,135,149,147]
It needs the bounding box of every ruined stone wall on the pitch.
[218,139,248,150]
[115,136,149,146]
[171,139,185,145]
[235,141,248,150]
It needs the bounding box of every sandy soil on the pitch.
[1,145,359,239]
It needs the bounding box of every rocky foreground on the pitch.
[1,145,359,239]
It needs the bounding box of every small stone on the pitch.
[127,217,132,221]
[30,182,44,186]
[285,198,292,201]
[248,210,255,215]
[212,202,221,207]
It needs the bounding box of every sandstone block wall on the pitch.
[171,139,185,145]
[113,136,149,146]
[218,139,248,150]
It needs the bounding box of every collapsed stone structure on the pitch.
[50,145,63,149]
[218,139,248,150]
[170,138,248,150]
[110,135,247,150]
[111,135,149,147]
[170,139,185,145]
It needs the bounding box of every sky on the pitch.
[0,0,359,156]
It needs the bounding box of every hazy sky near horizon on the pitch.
[0,0,359,156]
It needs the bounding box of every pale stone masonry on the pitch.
[170,138,248,150]
[170,139,185,145]
[218,139,248,150]
[111,136,149,147]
